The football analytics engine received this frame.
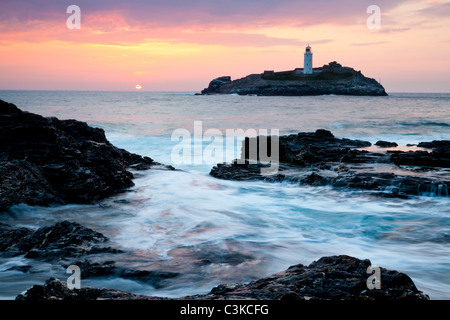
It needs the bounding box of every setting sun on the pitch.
[135,84,142,90]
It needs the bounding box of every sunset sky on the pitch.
[0,0,449,92]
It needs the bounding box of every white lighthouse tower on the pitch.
[303,45,313,75]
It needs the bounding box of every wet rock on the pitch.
[17,255,429,300]
[167,244,256,267]
[241,129,371,166]
[120,269,179,288]
[280,130,371,165]
[66,260,118,278]
[16,277,154,301]
[0,220,179,288]
[340,149,388,163]
[210,130,449,198]
[418,140,450,149]
[196,255,429,300]
[393,151,449,168]
[375,140,398,148]
[0,99,174,212]
[0,221,118,262]
[390,143,450,168]
[300,172,329,186]
[65,259,179,288]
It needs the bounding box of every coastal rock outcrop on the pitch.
[200,62,387,96]
[0,220,116,262]
[5,221,429,300]
[375,140,398,148]
[0,99,174,212]
[0,221,180,287]
[210,130,449,198]
[16,255,429,300]
[200,76,232,94]
[16,277,154,300]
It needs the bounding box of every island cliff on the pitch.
[200,62,387,96]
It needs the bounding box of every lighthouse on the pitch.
[304,45,313,75]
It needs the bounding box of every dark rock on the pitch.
[241,129,371,165]
[201,76,232,94]
[167,244,256,267]
[0,221,117,262]
[375,140,398,148]
[390,150,449,168]
[16,277,154,301]
[17,255,429,300]
[300,173,329,186]
[210,130,450,198]
[1,221,179,288]
[64,259,179,288]
[191,255,428,300]
[65,260,118,278]
[119,269,179,288]
[314,129,334,138]
[322,61,343,70]
[340,149,388,163]
[0,99,174,212]
[200,63,387,96]
[418,140,450,149]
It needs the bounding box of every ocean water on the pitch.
[0,90,449,299]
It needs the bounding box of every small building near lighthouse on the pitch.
[304,45,313,75]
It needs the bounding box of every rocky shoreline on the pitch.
[16,255,428,300]
[200,62,387,96]
[210,129,449,199]
[0,99,444,300]
[0,221,180,290]
[1,220,429,300]
[0,99,174,212]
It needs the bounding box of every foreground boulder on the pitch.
[16,277,154,301]
[210,130,449,198]
[0,221,117,262]
[0,99,173,211]
[0,221,179,287]
[16,255,429,300]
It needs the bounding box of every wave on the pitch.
[398,121,450,127]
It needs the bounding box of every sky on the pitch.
[0,0,449,92]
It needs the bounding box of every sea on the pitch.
[0,90,449,300]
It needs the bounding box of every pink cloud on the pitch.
[1,0,409,29]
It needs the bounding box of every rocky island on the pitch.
[200,62,387,96]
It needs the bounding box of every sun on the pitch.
[135,84,142,90]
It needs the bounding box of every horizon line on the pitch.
[1,89,450,95]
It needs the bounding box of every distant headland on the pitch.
[200,46,387,96]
